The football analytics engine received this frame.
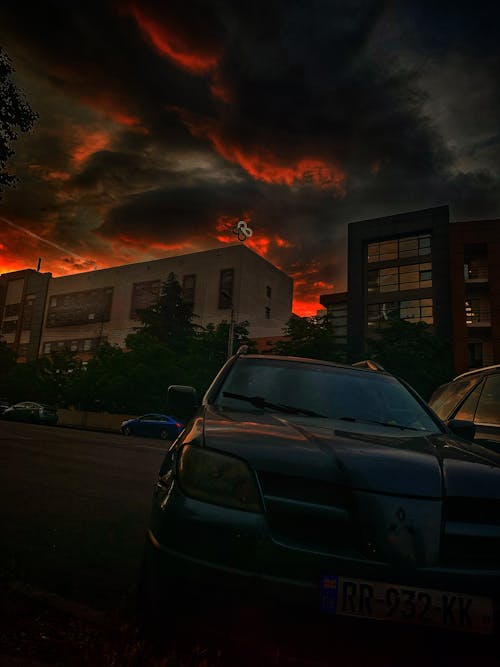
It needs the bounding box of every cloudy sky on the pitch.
[1,1,499,315]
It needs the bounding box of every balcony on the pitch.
[466,310,491,327]
[464,262,488,283]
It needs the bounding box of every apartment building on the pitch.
[37,244,293,359]
[0,269,51,361]
[321,205,500,374]
[347,205,453,354]
[449,220,500,372]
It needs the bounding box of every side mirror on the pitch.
[167,385,198,423]
[447,418,476,441]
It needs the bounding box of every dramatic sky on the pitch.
[1,1,499,315]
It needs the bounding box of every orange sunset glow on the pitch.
[170,107,346,193]
[128,4,220,74]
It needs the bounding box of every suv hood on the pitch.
[202,406,500,500]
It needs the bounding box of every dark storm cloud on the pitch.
[1,0,499,310]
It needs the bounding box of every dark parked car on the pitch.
[2,401,58,425]
[429,364,500,453]
[120,414,184,440]
[139,351,500,636]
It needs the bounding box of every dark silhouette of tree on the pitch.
[0,47,38,193]
[366,319,454,399]
[134,272,197,352]
[269,314,348,363]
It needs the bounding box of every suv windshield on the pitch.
[215,358,441,434]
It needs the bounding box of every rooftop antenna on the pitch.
[36,257,42,272]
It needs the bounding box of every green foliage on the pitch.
[2,271,260,414]
[0,346,82,406]
[0,47,38,192]
[269,314,348,363]
[134,272,196,351]
[183,320,256,396]
[366,319,454,399]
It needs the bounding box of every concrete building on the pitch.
[0,269,51,361]
[38,244,293,358]
[321,205,500,374]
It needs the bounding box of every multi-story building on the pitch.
[347,205,453,354]
[0,269,51,361]
[37,244,293,359]
[449,220,500,372]
[321,205,500,374]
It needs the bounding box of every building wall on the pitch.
[0,269,51,361]
[347,206,452,355]
[320,291,348,345]
[38,244,293,357]
[449,220,500,374]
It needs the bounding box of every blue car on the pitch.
[120,414,183,441]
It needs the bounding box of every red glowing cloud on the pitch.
[170,108,346,193]
[71,128,111,166]
[128,4,220,74]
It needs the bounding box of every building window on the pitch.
[2,319,18,334]
[218,269,234,309]
[367,234,432,263]
[21,299,35,330]
[367,299,433,328]
[266,286,272,298]
[379,267,398,292]
[265,307,271,319]
[400,298,433,324]
[368,263,432,293]
[130,280,161,319]
[41,337,106,355]
[4,303,20,317]
[367,240,398,263]
[46,288,113,327]
[182,274,196,304]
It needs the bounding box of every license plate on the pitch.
[321,575,494,634]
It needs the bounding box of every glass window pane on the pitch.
[455,382,483,421]
[367,243,380,263]
[430,377,480,420]
[367,270,379,292]
[399,237,418,258]
[379,240,398,261]
[474,375,500,426]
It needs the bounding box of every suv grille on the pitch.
[257,471,361,556]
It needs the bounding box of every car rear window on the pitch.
[429,377,481,420]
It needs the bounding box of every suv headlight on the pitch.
[177,445,262,513]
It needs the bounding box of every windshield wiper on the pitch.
[338,416,422,431]
[222,392,327,417]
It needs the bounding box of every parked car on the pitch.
[429,364,500,453]
[138,351,500,636]
[120,413,184,441]
[0,398,11,415]
[2,401,58,425]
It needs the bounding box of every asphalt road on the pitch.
[0,420,166,613]
[1,421,498,665]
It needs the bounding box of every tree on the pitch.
[0,47,38,193]
[184,320,257,395]
[134,272,197,352]
[366,319,454,399]
[269,314,347,363]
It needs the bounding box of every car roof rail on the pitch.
[235,344,249,356]
[453,363,500,381]
[351,359,386,372]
